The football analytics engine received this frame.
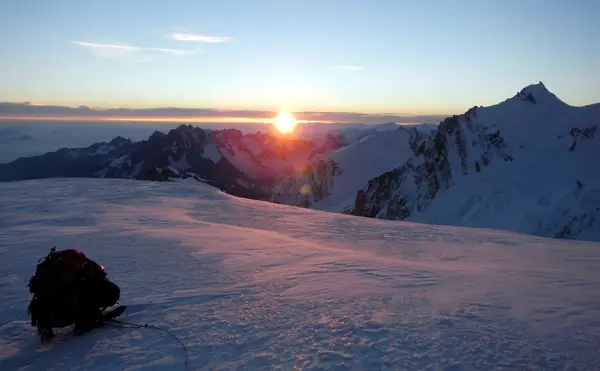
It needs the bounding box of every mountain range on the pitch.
[1,82,598,241]
[0,122,400,199]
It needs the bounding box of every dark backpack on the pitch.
[28,247,111,329]
[28,247,90,299]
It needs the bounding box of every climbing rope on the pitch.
[107,319,189,371]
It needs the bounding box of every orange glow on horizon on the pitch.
[0,115,333,124]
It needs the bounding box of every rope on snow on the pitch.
[107,319,189,371]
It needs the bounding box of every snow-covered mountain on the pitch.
[2,178,600,370]
[211,129,345,179]
[350,82,600,241]
[0,124,348,199]
[269,126,431,210]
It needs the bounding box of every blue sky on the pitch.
[1,0,599,115]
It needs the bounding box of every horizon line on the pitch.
[0,102,451,125]
[0,116,439,126]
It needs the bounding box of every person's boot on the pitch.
[39,327,55,342]
[73,307,103,335]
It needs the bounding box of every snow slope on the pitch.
[1,178,600,370]
[270,127,428,211]
[314,128,424,211]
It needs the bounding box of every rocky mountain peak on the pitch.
[513,81,564,106]
[108,136,132,147]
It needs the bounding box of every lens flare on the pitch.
[272,111,297,134]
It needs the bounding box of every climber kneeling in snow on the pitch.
[27,247,121,342]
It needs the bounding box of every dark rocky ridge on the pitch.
[0,124,346,201]
[0,136,138,182]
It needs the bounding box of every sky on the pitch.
[1,0,599,118]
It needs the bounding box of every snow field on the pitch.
[1,178,599,370]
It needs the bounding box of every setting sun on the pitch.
[272,111,297,134]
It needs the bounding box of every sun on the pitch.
[272,111,297,134]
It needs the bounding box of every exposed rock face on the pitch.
[269,159,343,207]
[136,165,178,182]
[353,108,513,219]
[568,126,597,152]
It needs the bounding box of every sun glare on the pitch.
[272,111,297,134]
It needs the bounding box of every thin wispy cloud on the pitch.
[168,33,233,43]
[72,41,200,61]
[334,65,363,71]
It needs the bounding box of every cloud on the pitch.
[72,41,200,60]
[0,102,448,125]
[168,33,233,43]
[168,33,233,44]
[334,65,363,71]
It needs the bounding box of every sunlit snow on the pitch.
[1,178,599,370]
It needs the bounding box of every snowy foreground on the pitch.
[1,179,600,371]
